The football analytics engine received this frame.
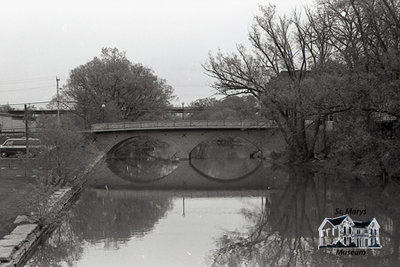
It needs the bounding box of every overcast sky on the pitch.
[0,0,313,108]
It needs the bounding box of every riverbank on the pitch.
[0,159,41,238]
[312,143,400,182]
[271,138,400,182]
[0,151,105,266]
[0,187,74,266]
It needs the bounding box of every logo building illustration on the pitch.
[318,215,381,249]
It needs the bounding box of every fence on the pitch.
[91,120,277,131]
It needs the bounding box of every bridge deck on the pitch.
[89,120,277,132]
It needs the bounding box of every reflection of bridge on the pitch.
[89,120,277,132]
[88,120,285,187]
[89,158,289,190]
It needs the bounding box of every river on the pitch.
[25,136,400,266]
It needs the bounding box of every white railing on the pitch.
[91,120,277,131]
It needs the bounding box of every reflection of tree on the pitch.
[211,167,321,266]
[107,136,180,182]
[110,136,167,160]
[71,190,173,245]
[27,190,173,266]
[211,167,400,266]
[109,157,179,182]
[190,137,262,180]
[374,182,400,265]
[27,215,84,267]
[191,143,207,159]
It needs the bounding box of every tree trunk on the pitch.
[309,117,322,158]
[274,113,310,162]
[299,117,309,159]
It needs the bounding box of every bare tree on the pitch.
[320,0,400,119]
[204,5,344,160]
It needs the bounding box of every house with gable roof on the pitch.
[318,215,381,249]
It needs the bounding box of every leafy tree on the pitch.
[62,47,174,127]
[187,97,219,120]
[188,96,259,121]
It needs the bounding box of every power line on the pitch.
[170,84,211,88]
[0,100,77,107]
[4,100,52,106]
[0,76,54,85]
[0,86,54,92]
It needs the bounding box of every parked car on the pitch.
[0,138,41,158]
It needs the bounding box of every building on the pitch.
[318,215,381,249]
[0,113,25,132]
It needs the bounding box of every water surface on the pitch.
[26,191,266,267]
[26,167,400,266]
[25,137,400,267]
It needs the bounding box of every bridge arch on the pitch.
[89,121,285,187]
[93,128,284,158]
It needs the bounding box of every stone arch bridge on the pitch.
[86,120,286,189]
[89,120,284,157]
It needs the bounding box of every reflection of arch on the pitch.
[106,136,180,183]
[107,135,163,158]
[189,135,263,182]
[189,160,263,183]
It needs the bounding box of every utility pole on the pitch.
[181,102,184,120]
[24,104,29,155]
[56,76,60,126]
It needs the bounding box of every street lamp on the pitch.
[121,106,127,120]
[101,103,106,122]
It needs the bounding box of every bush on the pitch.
[34,116,96,186]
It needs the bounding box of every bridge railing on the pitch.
[91,120,277,131]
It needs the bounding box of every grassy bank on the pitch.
[0,138,101,238]
[0,159,39,238]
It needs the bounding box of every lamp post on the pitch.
[101,103,106,122]
[121,106,127,120]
